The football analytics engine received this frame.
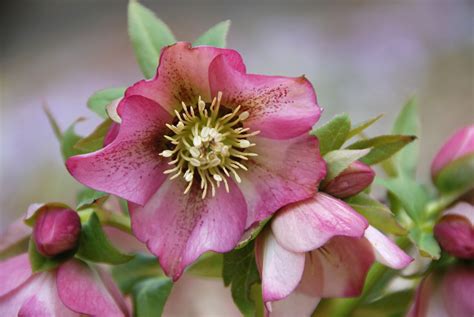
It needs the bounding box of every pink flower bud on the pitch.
[431,125,474,179]
[33,208,81,257]
[434,202,474,259]
[323,161,375,198]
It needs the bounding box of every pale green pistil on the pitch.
[160,92,259,199]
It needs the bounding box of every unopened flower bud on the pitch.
[431,125,474,181]
[33,208,81,257]
[323,161,375,198]
[434,202,474,259]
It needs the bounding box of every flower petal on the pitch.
[272,192,368,253]
[364,225,413,269]
[256,229,305,305]
[56,259,128,317]
[130,178,247,281]
[299,236,375,297]
[125,42,245,113]
[406,272,446,317]
[0,254,32,297]
[209,54,321,139]
[239,134,326,228]
[66,95,171,205]
[441,266,474,317]
[269,291,320,317]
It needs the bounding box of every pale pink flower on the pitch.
[66,42,325,280]
[407,266,474,317]
[255,192,412,315]
[434,202,474,259]
[0,254,129,316]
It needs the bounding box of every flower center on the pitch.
[160,92,259,199]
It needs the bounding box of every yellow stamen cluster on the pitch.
[160,92,259,199]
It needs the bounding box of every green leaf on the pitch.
[347,114,383,139]
[43,104,62,141]
[392,98,420,178]
[236,217,271,249]
[128,1,176,78]
[112,253,163,294]
[188,252,223,278]
[194,20,231,48]
[60,118,87,160]
[132,277,173,317]
[376,176,429,223]
[347,135,416,165]
[87,87,126,118]
[76,212,133,264]
[28,238,68,273]
[76,188,108,209]
[223,241,260,317]
[409,227,441,259]
[311,114,351,155]
[74,119,113,153]
[345,193,407,235]
[323,149,371,183]
[355,290,414,317]
[434,153,474,193]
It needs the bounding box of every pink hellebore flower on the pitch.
[323,161,375,198]
[431,125,474,179]
[33,207,81,257]
[434,202,474,259]
[0,254,129,316]
[255,192,412,315]
[66,42,325,280]
[407,266,474,317]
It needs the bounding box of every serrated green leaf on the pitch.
[74,119,113,153]
[347,135,416,165]
[347,114,383,139]
[76,212,133,264]
[76,188,108,209]
[346,193,407,235]
[311,114,351,155]
[87,87,126,118]
[409,227,440,259]
[193,20,231,48]
[61,118,87,161]
[376,176,429,223]
[28,238,69,273]
[188,252,223,278]
[43,105,62,141]
[323,149,371,183]
[223,241,260,317]
[434,153,474,193]
[132,277,173,317]
[392,98,420,178]
[128,1,176,79]
[112,253,163,294]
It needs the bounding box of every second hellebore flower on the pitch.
[66,42,325,280]
[255,192,412,314]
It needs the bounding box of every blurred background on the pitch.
[0,0,473,314]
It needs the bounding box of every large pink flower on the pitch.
[66,42,325,280]
[407,265,474,317]
[255,192,412,315]
[0,254,129,316]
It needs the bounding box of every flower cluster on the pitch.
[1,2,472,317]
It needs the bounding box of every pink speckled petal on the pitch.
[130,178,247,281]
[209,54,321,139]
[66,95,171,205]
[256,229,305,306]
[56,259,128,317]
[125,42,245,113]
[271,193,368,253]
[364,226,413,269]
[238,134,326,228]
[431,125,474,177]
[0,254,32,297]
[299,236,375,298]
[103,122,120,146]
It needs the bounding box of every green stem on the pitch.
[425,189,466,219]
[94,208,132,233]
